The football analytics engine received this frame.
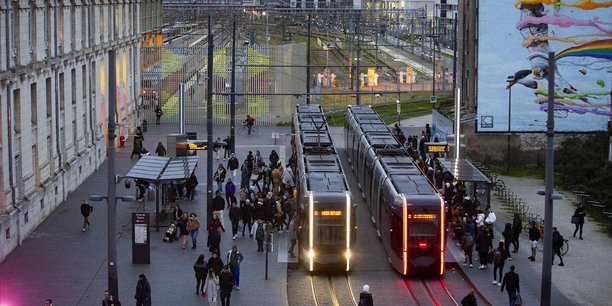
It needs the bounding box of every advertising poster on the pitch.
[477,1,611,132]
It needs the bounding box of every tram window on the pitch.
[409,220,438,236]
[315,224,345,246]
[390,213,403,253]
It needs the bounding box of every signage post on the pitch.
[132,212,150,264]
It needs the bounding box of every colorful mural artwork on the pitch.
[477,0,611,132]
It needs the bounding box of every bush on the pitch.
[555,133,612,208]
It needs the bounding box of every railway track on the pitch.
[402,268,491,306]
[310,274,358,306]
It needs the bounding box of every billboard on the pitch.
[477,1,611,132]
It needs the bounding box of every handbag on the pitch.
[459,251,466,263]
[571,215,578,224]
[515,292,523,305]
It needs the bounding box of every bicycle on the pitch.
[537,237,569,256]
[238,123,258,136]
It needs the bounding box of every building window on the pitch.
[33,144,40,186]
[31,83,37,125]
[59,73,65,110]
[71,68,76,105]
[82,65,87,99]
[29,1,37,59]
[45,3,51,57]
[11,2,20,62]
[5,228,10,240]
[46,78,52,117]
[59,2,65,50]
[40,198,44,209]
[81,5,86,48]
[24,211,29,223]
[71,3,76,49]
[13,89,21,134]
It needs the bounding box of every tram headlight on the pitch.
[345,250,351,259]
[309,250,315,259]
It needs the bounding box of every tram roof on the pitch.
[296,104,323,114]
[301,131,333,148]
[365,133,401,148]
[348,105,376,114]
[298,115,327,131]
[307,171,349,192]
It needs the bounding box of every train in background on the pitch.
[345,105,445,276]
[292,104,356,272]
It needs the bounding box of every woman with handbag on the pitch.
[572,204,586,239]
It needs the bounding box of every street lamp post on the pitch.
[506,75,514,173]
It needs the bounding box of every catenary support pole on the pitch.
[107,49,119,298]
[541,51,556,306]
[207,16,214,223]
[179,83,185,134]
[452,12,458,100]
[231,18,237,153]
[356,12,361,105]
[306,14,311,105]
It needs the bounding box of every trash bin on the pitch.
[119,135,125,147]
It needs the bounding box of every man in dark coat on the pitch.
[207,251,224,276]
[511,213,522,253]
[358,284,374,306]
[476,227,492,269]
[219,264,234,306]
[461,289,477,306]
[501,265,520,306]
[80,200,93,232]
[528,222,540,261]
[134,274,151,306]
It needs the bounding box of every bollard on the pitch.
[142,120,148,133]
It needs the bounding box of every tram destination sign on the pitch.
[425,142,450,154]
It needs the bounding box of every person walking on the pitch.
[229,202,242,240]
[282,165,295,190]
[194,254,209,295]
[358,284,374,306]
[218,265,234,306]
[492,241,508,286]
[461,289,477,306]
[134,274,151,306]
[178,212,190,249]
[572,204,586,239]
[154,106,162,125]
[208,251,224,276]
[511,213,522,253]
[226,245,244,290]
[203,270,219,305]
[461,231,475,268]
[187,213,201,249]
[207,213,225,253]
[225,179,236,209]
[501,265,520,306]
[502,223,513,260]
[476,227,493,269]
[214,164,227,193]
[212,191,226,226]
[185,173,199,201]
[80,200,93,232]
[227,153,239,184]
[222,136,232,160]
[252,220,268,252]
[288,215,298,258]
[102,290,121,306]
[528,221,540,262]
[241,200,254,238]
[271,166,282,198]
[155,142,166,156]
[552,227,565,266]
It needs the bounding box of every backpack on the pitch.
[464,235,474,249]
[256,223,265,240]
[493,248,503,265]
[229,252,239,268]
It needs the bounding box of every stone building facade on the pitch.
[0,0,161,262]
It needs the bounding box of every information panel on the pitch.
[477,1,611,132]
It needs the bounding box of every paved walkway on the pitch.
[447,175,612,306]
[0,123,293,305]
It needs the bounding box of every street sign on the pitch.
[396,101,401,114]
[430,96,437,103]
[425,142,450,153]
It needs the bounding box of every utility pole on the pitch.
[107,49,119,299]
[306,14,311,105]
[356,12,361,105]
[541,52,556,306]
[452,12,458,101]
[206,15,214,223]
[230,18,236,153]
